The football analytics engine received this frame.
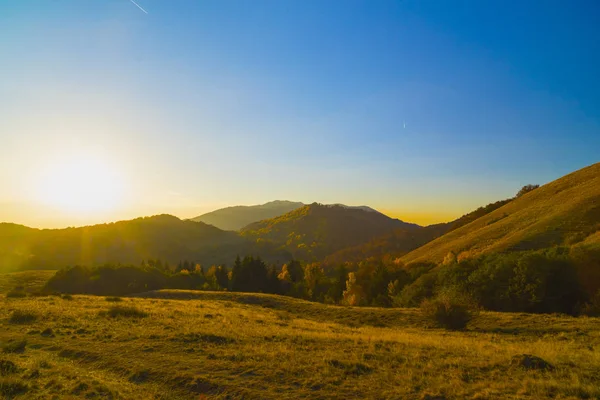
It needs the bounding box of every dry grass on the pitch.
[403,162,600,264]
[1,289,599,399]
[0,270,56,294]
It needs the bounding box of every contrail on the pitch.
[129,0,148,14]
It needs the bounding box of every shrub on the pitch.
[106,306,148,319]
[8,310,37,324]
[5,290,27,299]
[421,291,478,330]
[2,340,27,354]
[0,360,18,375]
[61,294,74,300]
[0,378,29,397]
[105,296,123,302]
[579,290,600,317]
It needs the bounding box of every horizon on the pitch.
[2,1,599,228]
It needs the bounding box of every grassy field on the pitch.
[402,162,600,264]
[1,289,599,399]
[0,270,56,294]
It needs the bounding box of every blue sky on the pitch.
[1,0,599,227]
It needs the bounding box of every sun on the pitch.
[37,156,124,215]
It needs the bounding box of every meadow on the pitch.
[1,285,599,399]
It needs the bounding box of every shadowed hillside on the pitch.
[0,215,291,271]
[190,200,304,231]
[323,223,449,266]
[321,197,521,265]
[241,203,420,261]
[402,163,600,264]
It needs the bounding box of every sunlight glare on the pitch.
[37,156,124,214]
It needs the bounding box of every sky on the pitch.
[1,0,599,228]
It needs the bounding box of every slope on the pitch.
[402,162,600,264]
[0,215,290,271]
[240,203,420,260]
[190,200,304,231]
[323,223,450,265]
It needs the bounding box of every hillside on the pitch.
[2,290,599,399]
[241,203,420,260]
[323,223,450,265]
[321,197,521,265]
[0,215,290,272]
[190,200,304,231]
[402,162,600,264]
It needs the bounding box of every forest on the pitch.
[43,243,600,316]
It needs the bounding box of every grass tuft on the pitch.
[105,296,123,302]
[0,360,18,376]
[8,310,37,324]
[106,305,148,319]
[5,290,27,298]
[0,378,29,397]
[2,340,27,354]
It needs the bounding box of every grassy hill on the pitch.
[241,203,420,261]
[402,162,600,264]
[1,290,598,399]
[0,270,56,294]
[0,215,291,272]
[190,200,304,231]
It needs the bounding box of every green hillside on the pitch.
[191,200,304,231]
[241,203,419,261]
[402,162,600,264]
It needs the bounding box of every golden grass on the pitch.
[402,162,600,264]
[1,290,599,399]
[0,270,56,294]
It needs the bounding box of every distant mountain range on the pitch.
[1,162,598,273]
[190,200,304,231]
[190,200,384,231]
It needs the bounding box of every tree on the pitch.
[369,263,391,307]
[304,263,326,301]
[516,184,539,198]
[342,272,365,306]
[328,264,348,303]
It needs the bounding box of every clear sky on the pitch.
[1,0,599,228]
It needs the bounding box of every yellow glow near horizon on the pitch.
[36,156,124,215]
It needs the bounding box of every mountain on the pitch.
[0,215,291,272]
[321,197,521,266]
[240,203,420,261]
[190,200,304,231]
[402,162,600,264]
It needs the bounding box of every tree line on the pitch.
[45,243,600,315]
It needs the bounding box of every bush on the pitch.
[579,290,600,317]
[421,291,478,330]
[61,294,74,300]
[0,360,18,375]
[8,310,37,324]
[105,296,123,302]
[106,306,148,319]
[5,290,27,299]
[2,340,27,354]
[0,378,29,397]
